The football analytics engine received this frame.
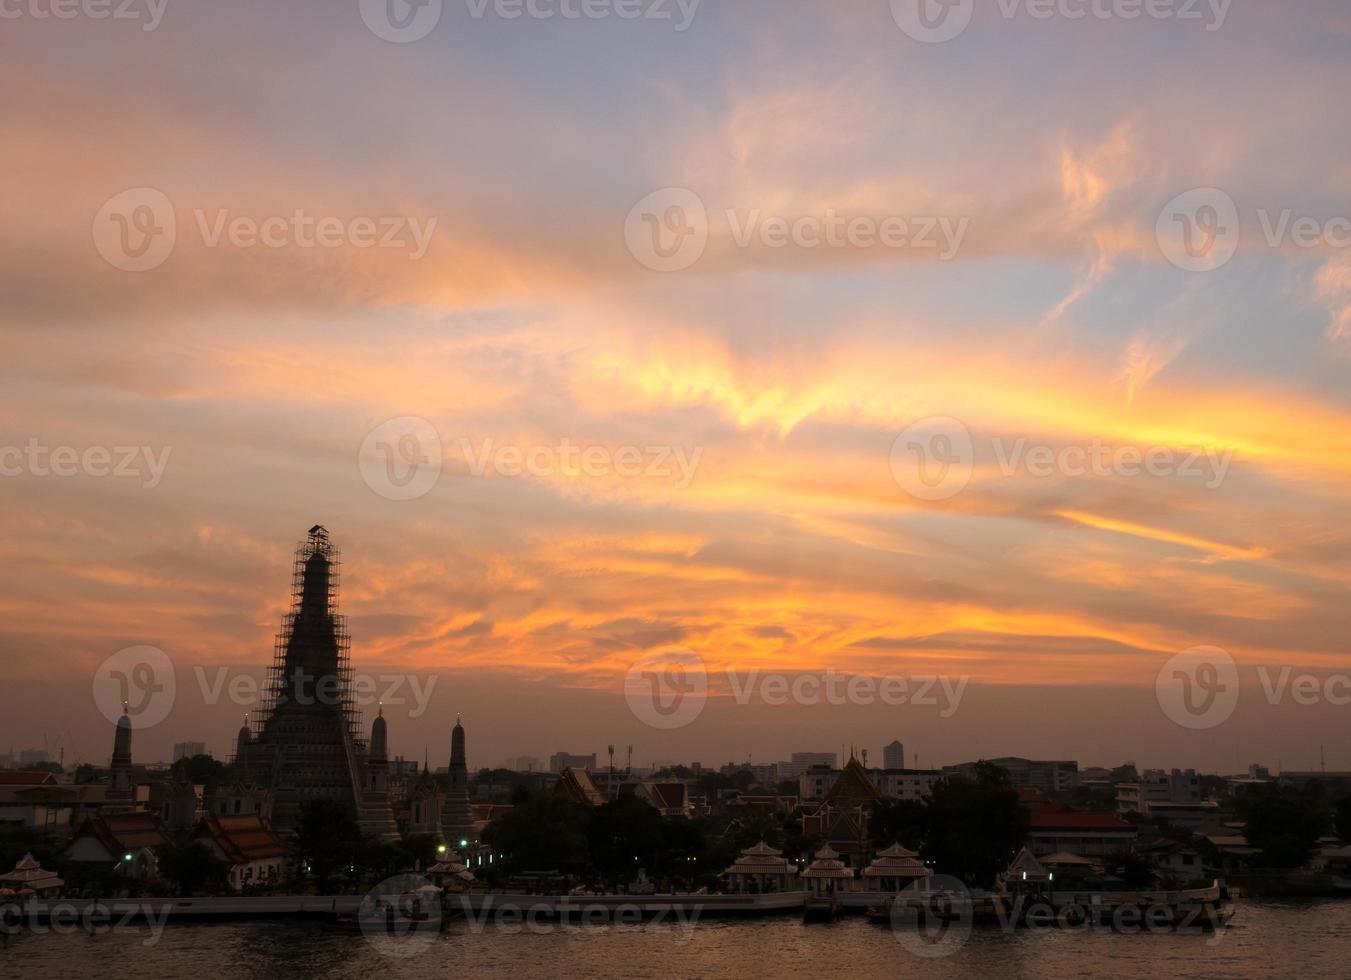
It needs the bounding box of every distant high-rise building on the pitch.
[173,741,207,761]
[550,751,597,773]
[18,748,47,766]
[883,740,905,770]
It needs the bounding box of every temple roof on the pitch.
[192,815,286,863]
[823,754,882,805]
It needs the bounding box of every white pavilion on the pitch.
[722,841,799,893]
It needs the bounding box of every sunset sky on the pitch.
[2,1,1349,775]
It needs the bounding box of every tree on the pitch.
[923,762,1027,887]
[1104,848,1155,889]
[480,794,588,878]
[1244,789,1325,868]
[586,796,666,879]
[159,841,228,896]
[1336,795,1351,843]
[869,798,927,851]
[170,754,229,790]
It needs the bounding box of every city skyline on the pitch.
[4,2,1351,781]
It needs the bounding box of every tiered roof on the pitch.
[862,842,932,880]
[801,844,855,880]
[0,853,64,893]
[723,841,799,877]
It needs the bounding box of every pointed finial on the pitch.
[122,700,129,715]
[378,702,384,717]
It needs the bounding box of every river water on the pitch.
[5,899,1348,979]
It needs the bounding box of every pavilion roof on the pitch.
[862,842,932,879]
[0,853,64,891]
[802,845,854,879]
[723,841,797,876]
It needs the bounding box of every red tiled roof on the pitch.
[67,812,169,859]
[192,815,285,863]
